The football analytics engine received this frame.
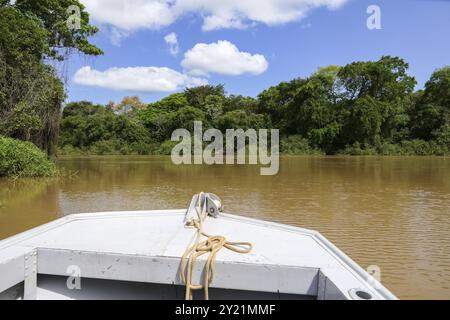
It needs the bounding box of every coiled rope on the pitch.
[180,193,253,300]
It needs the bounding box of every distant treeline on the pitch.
[59,57,450,156]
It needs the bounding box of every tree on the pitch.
[337,57,416,147]
[115,96,145,116]
[347,97,385,146]
[224,95,258,113]
[288,73,336,133]
[0,1,101,155]
[59,101,151,153]
[170,107,207,133]
[62,101,105,118]
[216,110,266,132]
[184,85,225,108]
[0,52,65,155]
[138,94,192,141]
[60,101,108,148]
[58,58,449,156]
[203,95,224,124]
[14,0,103,60]
[337,56,416,102]
[410,67,450,140]
[419,67,450,108]
[0,6,48,68]
[258,78,305,130]
[148,93,190,112]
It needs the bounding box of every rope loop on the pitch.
[180,192,253,300]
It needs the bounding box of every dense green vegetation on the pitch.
[0,1,100,176]
[59,100,152,155]
[0,136,55,177]
[0,1,449,179]
[59,58,450,156]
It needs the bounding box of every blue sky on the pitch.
[67,0,450,104]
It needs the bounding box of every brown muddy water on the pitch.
[0,156,449,299]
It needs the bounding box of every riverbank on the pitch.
[57,137,449,157]
[0,137,56,178]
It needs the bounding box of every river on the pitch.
[0,156,449,299]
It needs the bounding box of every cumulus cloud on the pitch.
[80,0,349,32]
[80,0,175,31]
[73,66,208,92]
[164,32,179,56]
[181,40,268,76]
[175,0,348,31]
[73,40,267,93]
[109,28,130,46]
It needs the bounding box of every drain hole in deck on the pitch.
[356,291,372,300]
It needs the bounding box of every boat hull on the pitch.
[0,210,397,300]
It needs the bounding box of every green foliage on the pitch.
[342,140,448,156]
[396,140,447,156]
[0,53,65,155]
[421,67,450,107]
[337,56,416,102]
[280,135,323,155]
[0,0,100,158]
[258,79,305,128]
[225,95,258,114]
[158,140,180,156]
[341,143,378,156]
[0,6,48,68]
[307,122,342,152]
[216,110,266,131]
[58,60,449,157]
[62,100,104,118]
[59,101,152,155]
[410,67,450,140]
[203,95,225,123]
[88,140,119,155]
[434,125,450,148]
[58,144,83,156]
[0,136,55,177]
[14,0,103,59]
[138,93,191,141]
[184,85,225,108]
[171,106,207,131]
[150,93,190,112]
[1,0,448,161]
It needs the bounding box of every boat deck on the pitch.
[0,210,397,300]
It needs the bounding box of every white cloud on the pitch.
[175,0,348,31]
[164,32,179,56]
[80,0,175,31]
[109,28,130,46]
[73,66,208,92]
[181,40,268,76]
[80,0,349,32]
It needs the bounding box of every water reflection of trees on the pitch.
[0,178,54,208]
[0,178,61,239]
[55,156,450,222]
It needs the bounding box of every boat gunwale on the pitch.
[0,210,398,300]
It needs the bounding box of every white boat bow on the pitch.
[0,193,397,300]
